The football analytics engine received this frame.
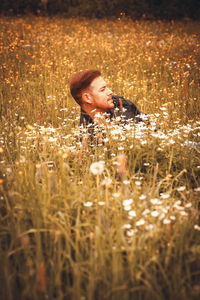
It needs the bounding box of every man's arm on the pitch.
[112,95,148,123]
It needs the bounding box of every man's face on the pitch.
[87,76,114,112]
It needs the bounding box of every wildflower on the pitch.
[169,139,175,144]
[159,213,166,220]
[124,205,132,211]
[174,200,181,206]
[63,152,70,159]
[177,186,186,192]
[128,210,136,217]
[139,194,146,200]
[142,209,150,216]
[151,211,159,217]
[174,205,184,211]
[48,137,57,142]
[123,180,130,185]
[122,224,132,229]
[194,224,200,231]
[26,124,35,130]
[123,199,133,206]
[135,181,142,186]
[136,219,145,226]
[163,219,171,225]
[162,207,169,214]
[126,229,135,237]
[146,224,154,230]
[185,203,192,208]
[118,146,124,151]
[179,211,188,216]
[113,193,120,198]
[84,201,93,207]
[150,198,160,205]
[90,161,104,175]
[20,156,26,163]
[160,193,170,199]
[98,201,105,206]
[101,177,112,186]
[166,173,172,181]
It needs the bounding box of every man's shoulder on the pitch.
[80,108,93,126]
[111,94,143,122]
[112,94,140,111]
[112,95,137,108]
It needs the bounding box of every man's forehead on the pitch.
[90,76,106,88]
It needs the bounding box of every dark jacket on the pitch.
[80,95,142,127]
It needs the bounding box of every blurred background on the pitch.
[0,0,200,20]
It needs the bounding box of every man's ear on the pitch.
[82,92,92,105]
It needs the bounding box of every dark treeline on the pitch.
[0,0,200,19]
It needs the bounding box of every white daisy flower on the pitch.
[90,161,104,175]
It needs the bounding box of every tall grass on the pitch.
[0,16,200,300]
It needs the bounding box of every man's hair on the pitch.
[69,69,101,105]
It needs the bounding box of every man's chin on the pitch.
[107,99,114,107]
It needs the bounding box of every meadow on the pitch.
[0,16,200,300]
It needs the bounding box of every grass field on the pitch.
[0,16,200,300]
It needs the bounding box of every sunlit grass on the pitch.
[0,16,200,300]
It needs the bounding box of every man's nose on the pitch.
[107,88,112,95]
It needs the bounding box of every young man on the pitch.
[69,69,144,128]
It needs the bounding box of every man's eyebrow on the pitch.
[99,85,106,90]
